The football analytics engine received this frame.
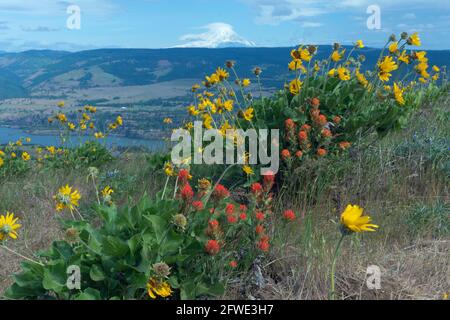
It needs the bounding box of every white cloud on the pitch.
[0,0,117,15]
[175,23,255,48]
[242,0,450,25]
[302,22,323,28]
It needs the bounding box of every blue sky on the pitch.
[0,0,449,52]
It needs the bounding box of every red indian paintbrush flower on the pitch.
[298,131,308,143]
[317,148,327,157]
[255,211,265,221]
[229,260,238,268]
[225,203,235,215]
[255,224,265,234]
[180,183,194,202]
[283,209,296,221]
[250,182,263,194]
[212,184,230,200]
[192,200,204,211]
[205,239,220,255]
[281,149,291,160]
[285,118,295,131]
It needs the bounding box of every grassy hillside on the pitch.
[1,47,449,100]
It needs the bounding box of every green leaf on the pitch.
[89,264,106,282]
[42,261,67,293]
[102,236,129,257]
[144,215,167,242]
[75,288,102,300]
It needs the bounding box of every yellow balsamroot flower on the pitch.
[393,83,405,105]
[191,84,201,92]
[388,42,399,53]
[109,123,118,130]
[418,77,427,84]
[355,40,364,48]
[16,140,23,146]
[408,32,421,46]
[241,78,251,87]
[328,68,336,77]
[163,118,173,124]
[68,122,76,130]
[164,162,175,176]
[21,152,31,161]
[116,116,123,126]
[414,51,428,63]
[432,74,439,81]
[223,99,233,112]
[25,138,31,143]
[54,185,81,212]
[398,50,410,64]
[11,152,16,158]
[242,107,254,121]
[299,48,312,61]
[243,165,254,175]
[187,105,199,116]
[220,121,232,136]
[57,101,65,108]
[314,61,320,72]
[202,114,213,129]
[337,67,351,81]
[215,67,229,81]
[356,69,368,87]
[147,277,172,299]
[101,186,114,204]
[378,56,398,82]
[331,49,344,62]
[0,157,4,167]
[94,132,105,139]
[340,204,379,233]
[432,65,440,72]
[184,122,194,130]
[288,59,306,73]
[0,212,21,241]
[56,113,67,123]
[289,79,303,95]
[47,146,56,155]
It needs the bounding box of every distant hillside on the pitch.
[0,47,449,102]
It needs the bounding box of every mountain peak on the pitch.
[174,23,255,48]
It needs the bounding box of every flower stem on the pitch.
[329,233,345,300]
[1,245,44,266]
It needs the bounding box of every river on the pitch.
[0,127,166,151]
